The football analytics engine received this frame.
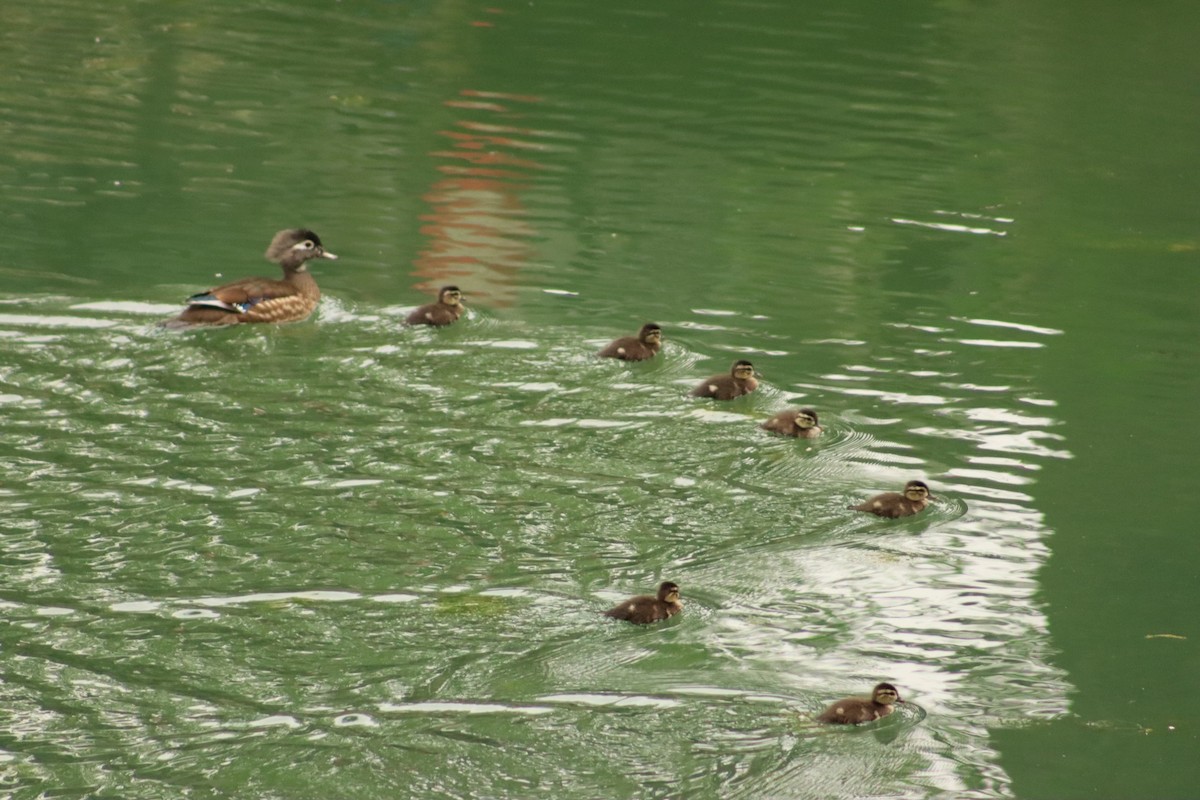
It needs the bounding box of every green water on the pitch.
[2,1,1198,798]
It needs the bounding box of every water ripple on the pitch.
[0,1,1082,795]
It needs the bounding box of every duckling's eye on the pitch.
[300,240,315,250]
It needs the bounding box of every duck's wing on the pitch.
[761,412,795,433]
[603,595,657,621]
[696,375,746,398]
[187,276,296,313]
[598,336,637,358]
[818,698,870,724]
[603,598,638,620]
[406,303,460,325]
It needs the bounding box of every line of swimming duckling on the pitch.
[160,227,925,726]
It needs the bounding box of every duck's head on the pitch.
[657,581,681,604]
[796,408,819,429]
[266,228,338,271]
[872,683,902,705]
[731,360,756,381]
[903,480,933,502]
[639,323,663,346]
[439,286,464,307]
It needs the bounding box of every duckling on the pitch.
[406,285,464,326]
[818,682,903,725]
[603,581,682,625]
[691,359,758,400]
[598,323,662,361]
[761,407,822,438]
[849,480,934,518]
[165,229,337,327]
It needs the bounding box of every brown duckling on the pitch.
[165,228,337,327]
[691,359,758,400]
[849,480,934,518]
[761,407,822,439]
[818,682,903,725]
[406,285,464,326]
[603,581,682,625]
[598,323,662,361]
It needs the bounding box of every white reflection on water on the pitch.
[537,693,682,709]
[953,317,1063,336]
[952,338,1045,349]
[0,312,118,328]
[379,701,555,716]
[71,301,181,315]
[758,313,1071,798]
[890,217,1009,237]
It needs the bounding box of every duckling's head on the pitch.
[266,229,338,270]
[657,581,681,604]
[796,408,819,429]
[439,286,464,306]
[903,480,932,502]
[731,360,755,380]
[872,683,901,705]
[639,323,663,345]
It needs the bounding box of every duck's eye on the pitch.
[300,240,315,250]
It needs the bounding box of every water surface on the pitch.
[2,1,1198,798]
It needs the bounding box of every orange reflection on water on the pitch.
[413,90,548,309]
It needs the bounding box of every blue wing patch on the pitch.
[186,293,263,314]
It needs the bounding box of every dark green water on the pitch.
[2,1,1198,798]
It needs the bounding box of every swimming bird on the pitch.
[164,228,337,327]
[761,407,822,438]
[849,480,933,518]
[603,581,683,624]
[598,323,662,361]
[690,360,758,400]
[406,285,464,326]
[817,682,903,725]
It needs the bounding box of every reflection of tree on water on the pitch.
[414,89,549,310]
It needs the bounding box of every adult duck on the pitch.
[164,228,337,327]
